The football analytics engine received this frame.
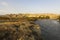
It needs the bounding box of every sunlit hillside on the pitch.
[0,13,59,20]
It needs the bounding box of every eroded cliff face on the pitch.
[0,20,42,40]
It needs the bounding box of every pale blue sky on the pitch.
[0,0,60,14]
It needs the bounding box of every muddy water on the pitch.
[35,19,60,40]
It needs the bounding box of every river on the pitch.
[35,19,60,40]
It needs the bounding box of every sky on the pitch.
[0,0,60,14]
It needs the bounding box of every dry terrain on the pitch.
[0,14,59,40]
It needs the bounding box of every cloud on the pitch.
[0,10,6,12]
[0,2,8,6]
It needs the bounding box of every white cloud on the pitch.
[0,2,8,6]
[0,10,6,12]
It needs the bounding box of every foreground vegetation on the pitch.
[0,14,60,40]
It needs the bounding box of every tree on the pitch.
[57,16,60,22]
[39,16,45,19]
[45,16,50,19]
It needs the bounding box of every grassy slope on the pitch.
[0,14,42,40]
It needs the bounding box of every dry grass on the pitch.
[0,14,59,40]
[0,17,42,40]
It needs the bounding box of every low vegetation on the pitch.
[0,14,59,40]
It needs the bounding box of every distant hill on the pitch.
[0,13,59,19]
[0,13,59,22]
